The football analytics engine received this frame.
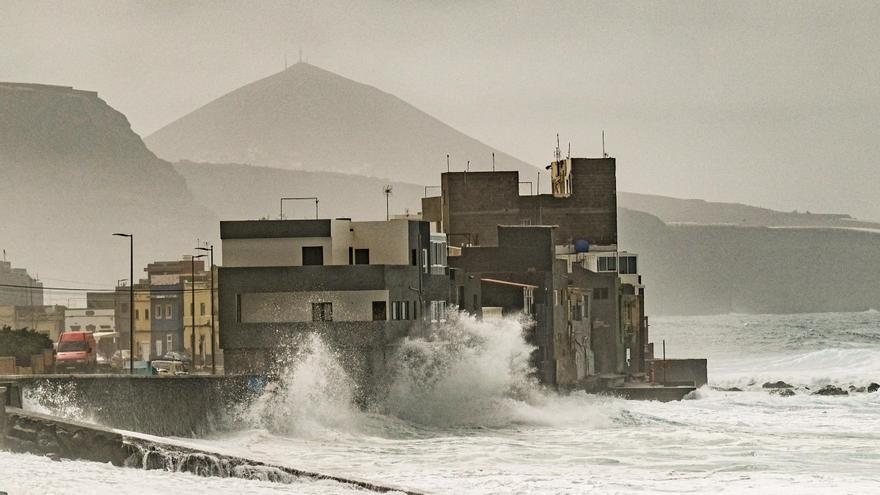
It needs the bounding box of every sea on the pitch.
[2,310,879,494]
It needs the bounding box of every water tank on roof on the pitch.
[574,240,590,253]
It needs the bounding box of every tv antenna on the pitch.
[602,130,608,158]
[555,133,562,162]
[383,185,393,220]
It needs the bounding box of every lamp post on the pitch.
[195,245,215,374]
[112,233,134,374]
[190,254,207,371]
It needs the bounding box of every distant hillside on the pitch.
[0,82,216,294]
[618,192,880,229]
[618,208,880,315]
[146,62,539,184]
[174,161,425,222]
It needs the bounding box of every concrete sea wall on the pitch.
[2,374,264,436]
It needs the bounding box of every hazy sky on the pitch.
[3,0,879,220]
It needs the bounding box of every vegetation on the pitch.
[0,325,53,366]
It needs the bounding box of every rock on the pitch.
[852,386,866,393]
[762,381,793,389]
[868,383,879,393]
[724,387,743,392]
[771,389,796,397]
[812,385,848,396]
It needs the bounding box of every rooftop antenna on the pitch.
[602,130,608,158]
[446,154,450,173]
[383,184,393,221]
[567,142,571,159]
[492,152,495,172]
[2,249,5,262]
[466,160,470,172]
[555,133,562,163]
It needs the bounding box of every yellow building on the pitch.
[132,282,152,361]
[182,267,219,371]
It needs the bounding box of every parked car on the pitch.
[55,331,98,373]
[111,349,130,370]
[150,360,188,375]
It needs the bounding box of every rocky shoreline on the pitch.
[715,381,879,397]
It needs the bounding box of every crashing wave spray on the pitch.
[376,310,541,427]
[244,310,620,435]
[243,333,364,437]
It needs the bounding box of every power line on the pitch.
[0,283,212,294]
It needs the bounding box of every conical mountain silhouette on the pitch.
[145,62,538,183]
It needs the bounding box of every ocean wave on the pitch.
[239,311,624,438]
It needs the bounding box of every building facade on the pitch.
[218,218,473,394]
[0,260,43,307]
[423,155,649,388]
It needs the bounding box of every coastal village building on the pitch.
[0,259,43,307]
[182,270,217,368]
[218,218,478,392]
[423,155,650,388]
[0,305,66,341]
[146,257,208,361]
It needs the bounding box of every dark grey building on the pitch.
[218,218,477,395]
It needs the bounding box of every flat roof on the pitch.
[221,219,332,239]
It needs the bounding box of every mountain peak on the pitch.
[145,65,537,184]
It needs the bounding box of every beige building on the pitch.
[132,282,152,360]
[182,266,219,369]
[0,305,66,341]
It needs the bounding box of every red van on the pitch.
[55,331,98,373]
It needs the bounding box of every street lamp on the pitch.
[112,233,134,374]
[195,245,215,374]
[190,254,207,371]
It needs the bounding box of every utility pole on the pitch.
[112,233,134,374]
[190,254,206,371]
[195,245,215,374]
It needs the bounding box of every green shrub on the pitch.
[0,325,53,366]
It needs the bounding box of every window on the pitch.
[422,248,429,273]
[85,310,95,317]
[235,294,242,323]
[165,304,172,319]
[429,300,447,322]
[311,302,333,322]
[594,288,610,300]
[145,309,149,320]
[355,249,370,265]
[86,324,96,332]
[598,256,617,272]
[411,249,418,266]
[391,301,402,320]
[200,302,206,316]
[70,325,81,331]
[135,309,140,320]
[302,246,324,266]
[166,334,173,351]
[554,290,560,306]
[372,301,387,321]
[155,339,162,356]
[619,256,638,275]
[523,287,534,315]
[349,247,354,265]
[430,238,447,275]
[155,305,162,319]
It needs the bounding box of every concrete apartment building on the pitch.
[0,259,43,307]
[218,218,476,393]
[424,156,649,388]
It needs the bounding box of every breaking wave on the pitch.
[241,311,620,437]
